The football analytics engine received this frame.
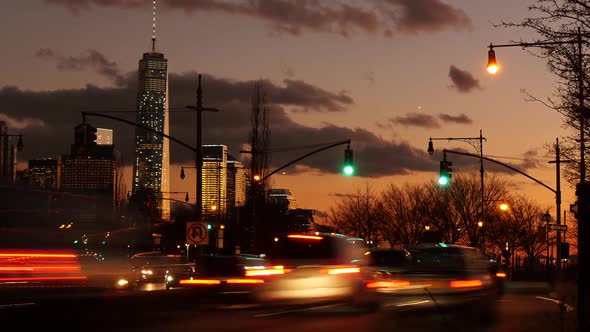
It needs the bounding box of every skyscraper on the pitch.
[0,121,18,184]
[96,128,113,145]
[226,156,246,213]
[202,145,227,216]
[29,158,61,190]
[62,124,119,196]
[269,189,298,210]
[61,124,120,225]
[132,2,170,220]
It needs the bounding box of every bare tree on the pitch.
[380,183,430,246]
[512,196,549,267]
[327,185,382,245]
[499,0,590,184]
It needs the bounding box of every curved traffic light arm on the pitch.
[260,139,351,182]
[443,149,556,194]
[81,111,197,153]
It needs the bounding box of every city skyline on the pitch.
[0,0,576,217]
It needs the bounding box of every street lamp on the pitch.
[487,32,588,329]
[486,48,499,74]
[499,203,509,211]
[424,225,431,231]
[427,131,487,250]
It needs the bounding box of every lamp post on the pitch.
[428,130,487,250]
[487,31,587,329]
[185,74,220,223]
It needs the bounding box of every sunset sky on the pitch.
[0,0,576,220]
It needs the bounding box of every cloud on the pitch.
[35,48,126,86]
[389,112,440,128]
[438,113,473,125]
[448,65,480,93]
[45,0,471,37]
[382,0,472,34]
[0,113,46,130]
[0,71,433,177]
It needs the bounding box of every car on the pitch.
[114,251,192,291]
[364,243,498,319]
[253,232,374,310]
[174,254,271,297]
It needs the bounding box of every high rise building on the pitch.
[0,121,18,184]
[132,5,170,220]
[29,158,61,190]
[96,128,113,145]
[61,124,121,225]
[62,124,119,196]
[269,189,298,210]
[202,145,227,216]
[226,156,246,212]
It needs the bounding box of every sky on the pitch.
[0,0,576,221]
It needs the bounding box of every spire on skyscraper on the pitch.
[151,0,157,52]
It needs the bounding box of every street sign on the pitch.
[549,224,568,232]
[186,222,209,246]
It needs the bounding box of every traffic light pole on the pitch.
[255,139,352,182]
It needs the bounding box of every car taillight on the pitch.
[226,279,265,284]
[179,279,221,285]
[450,280,483,288]
[287,234,323,240]
[495,272,507,278]
[320,267,360,275]
[245,265,285,277]
[365,280,410,288]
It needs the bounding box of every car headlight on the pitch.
[117,279,129,287]
[141,269,153,275]
[166,275,173,282]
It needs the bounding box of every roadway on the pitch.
[0,287,575,332]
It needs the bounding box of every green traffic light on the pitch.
[207,224,212,230]
[438,176,449,186]
[343,165,354,176]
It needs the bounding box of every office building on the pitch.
[96,128,113,145]
[29,158,61,190]
[202,145,227,215]
[0,121,18,184]
[226,156,246,212]
[62,124,119,196]
[269,189,298,210]
[131,21,170,220]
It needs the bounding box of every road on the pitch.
[0,288,575,332]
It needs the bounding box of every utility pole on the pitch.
[549,138,565,272]
[186,75,219,222]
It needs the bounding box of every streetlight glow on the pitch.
[478,221,484,228]
[487,48,499,74]
[253,174,261,181]
[499,203,509,211]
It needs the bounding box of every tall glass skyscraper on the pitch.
[132,38,170,220]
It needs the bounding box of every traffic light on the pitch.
[86,124,97,146]
[343,147,354,176]
[438,160,452,186]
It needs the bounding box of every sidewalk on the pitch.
[505,281,551,294]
